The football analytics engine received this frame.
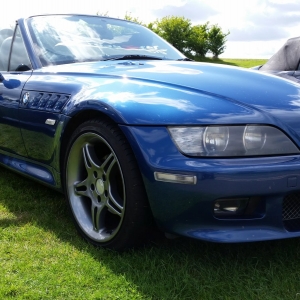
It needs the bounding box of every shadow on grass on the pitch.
[0,212,32,227]
[1,166,300,299]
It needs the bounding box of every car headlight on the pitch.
[168,125,299,157]
[243,125,266,151]
[203,126,229,153]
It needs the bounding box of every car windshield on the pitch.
[26,15,185,66]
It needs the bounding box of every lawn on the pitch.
[2,58,300,300]
[1,166,300,300]
[193,57,268,68]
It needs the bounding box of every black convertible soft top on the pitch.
[260,36,300,71]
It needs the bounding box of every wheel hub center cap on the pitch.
[96,179,105,194]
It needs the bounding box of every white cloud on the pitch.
[153,0,218,22]
[1,0,299,58]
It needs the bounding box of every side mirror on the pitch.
[15,64,31,72]
[0,73,4,83]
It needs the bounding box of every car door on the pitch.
[0,23,32,156]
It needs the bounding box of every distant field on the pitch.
[194,57,268,68]
[220,58,267,68]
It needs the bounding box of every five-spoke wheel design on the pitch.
[64,119,152,250]
[66,131,125,243]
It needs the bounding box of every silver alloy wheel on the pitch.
[66,132,125,242]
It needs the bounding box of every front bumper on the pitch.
[121,125,300,243]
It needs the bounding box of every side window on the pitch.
[0,26,14,71]
[9,26,31,71]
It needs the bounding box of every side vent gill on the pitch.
[21,91,70,113]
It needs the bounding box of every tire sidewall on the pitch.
[63,119,150,250]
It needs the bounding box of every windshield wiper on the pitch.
[177,57,194,61]
[102,54,164,61]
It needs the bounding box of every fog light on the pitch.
[214,198,249,216]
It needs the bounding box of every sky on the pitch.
[1,0,300,58]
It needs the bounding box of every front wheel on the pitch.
[64,118,152,250]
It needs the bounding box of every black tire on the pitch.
[63,118,152,251]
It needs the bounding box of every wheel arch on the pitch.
[60,113,154,249]
[60,110,117,188]
[59,109,148,194]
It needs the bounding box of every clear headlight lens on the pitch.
[243,125,266,151]
[168,125,299,157]
[204,126,229,153]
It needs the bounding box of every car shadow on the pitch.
[1,166,299,299]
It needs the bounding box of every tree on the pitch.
[187,23,209,57]
[207,24,229,59]
[152,16,192,54]
[94,12,230,58]
[96,11,109,17]
[124,12,145,26]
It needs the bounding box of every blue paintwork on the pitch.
[23,60,300,152]
[0,72,32,156]
[120,125,300,242]
[32,61,300,130]
[0,152,56,186]
[1,16,300,243]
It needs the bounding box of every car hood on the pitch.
[39,60,300,139]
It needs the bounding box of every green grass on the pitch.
[221,58,267,68]
[1,165,300,299]
[193,57,268,68]
[0,57,296,300]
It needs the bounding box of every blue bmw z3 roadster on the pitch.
[1,14,300,250]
